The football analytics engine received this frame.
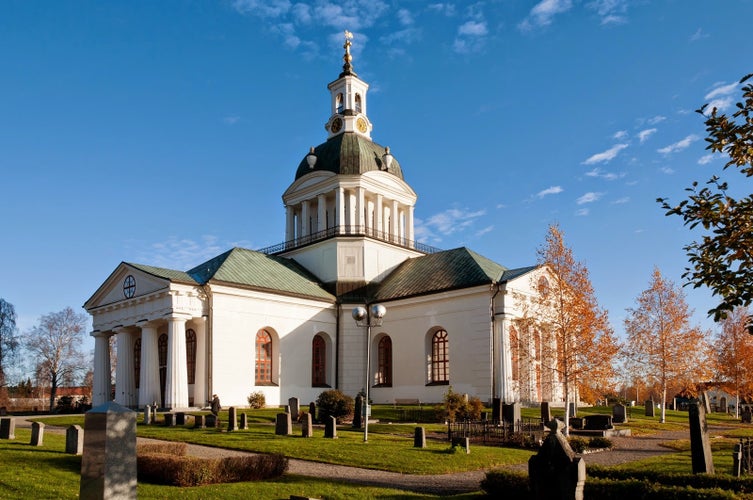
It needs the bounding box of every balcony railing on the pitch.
[256,225,442,256]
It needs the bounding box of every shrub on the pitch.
[588,436,613,449]
[481,469,530,499]
[247,391,266,409]
[316,389,354,423]
[568,436,587,453]
[137,442,187,456]
[137,452,288,487]
[436,387,484,422]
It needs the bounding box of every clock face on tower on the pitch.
[356,117,367,133]
[123,275,136,298]
[331,117,343,133]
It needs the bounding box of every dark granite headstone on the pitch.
[491,398,502,424]
[194,414,206,429]
[0,417,15,439]
[568,402,577,418]
[612,404,627,424]
[275,413,292,436]
[503,402,521,428]
[529,420,586,500]
[163,413,174,427]
[689,400,714,474]
[569,417,583,430]
[742,407,752,424]
[451,437,470,454]
[645,400,655,417]
[353,396,363,429]
[30,422,45,446]
[324,415,337,439]
[175,412,186,426]
[239,413,248,430]
[414,426,426,448]
[228,407,238,431]
[289,397,300,421]
[583,415,613,431]
[302,412,313,438]
[79,402,137,499]
[541,402,552,425]
[66,425,84,455]
[309,402,317,423]
[205,414,217,428]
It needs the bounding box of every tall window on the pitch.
[133,338,141,389]
[186,329,197,384]
[376,336,392,386]
[256,329,273,385]
[312,334,327,387]
[336,93,344,113]
[431,330,449,384]
[355,93,362,112]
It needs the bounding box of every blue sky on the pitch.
[1,1,751,364]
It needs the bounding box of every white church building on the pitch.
[85,35,564,411]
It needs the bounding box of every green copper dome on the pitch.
[295,132,404,181]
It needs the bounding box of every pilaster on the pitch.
[114,328,137,408]
[165,315,190,409]
[92,332,112,406]
[138,322,161,408]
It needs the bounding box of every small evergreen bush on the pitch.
[316,389,354,423]
[247,391,266,409]
[436,386,484,422]
[568,436,587,453]
[588,436,613,449]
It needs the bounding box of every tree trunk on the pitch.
[660,384,667,423]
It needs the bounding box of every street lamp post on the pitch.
[352,303,386,442]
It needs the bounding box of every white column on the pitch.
[348,190,356,234]
[138,322,161,408]
[356,187,365,232]
[336,187,344,233]
[92,332,112,406]
[165,315,190,409]
[317,194,326,233]
[285,206,295,242]
[498,315,513,402]
[301,200,310,237]
[376,194,383,238]
[114,328,136,407]
[193,317,207,408]
[407,205,415,245]
[391,200,399,242]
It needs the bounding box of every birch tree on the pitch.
[714,306,753,417]
[0,298,20,401]
[624,268,711,423]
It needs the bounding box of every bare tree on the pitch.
[624,268,711,423]
[0,298,20,394]
[24,307,88,412]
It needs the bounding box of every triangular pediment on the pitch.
[84,262,195,310]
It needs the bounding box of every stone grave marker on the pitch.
[583,415,613,431]
[0,417,15,439]
[163,413,174,427]
[175,412,186,426]
[239,413,248,430]
[302,412,313,438]
[0,407,6,416]
[289,397,300,421]
[540,402,552,425]
[205,414,217,428]
[352,396,363,429]
[309,402,317,423]
[194,414,206,429]
[528,419,586,500]
[66,425,84,455]
[143,405,152,425]
[275,412,292,436]
[451,437,470,454]
[568,402,577,418]
[612,404,627,424]
[491,398,502,424]
[645,400,655,417]
[30,422,45,446]
[689,400,714,474]
[324,415,337,439]
[414,426,426,448]
[228,407,238,432]
[742,407,752,424]
[503,402,521,428]
[79,401,137,500]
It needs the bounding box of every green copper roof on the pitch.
[295,132,404,181]
[126,263,198,284]
[188,247,335,301]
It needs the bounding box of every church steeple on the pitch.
[325,31,372,140]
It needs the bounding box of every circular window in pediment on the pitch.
[123,275,136,298]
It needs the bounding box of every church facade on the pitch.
[85,36,564,410]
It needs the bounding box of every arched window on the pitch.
[509,326,519,382]
[430,330,449,384]
[256,329,273,385]
[186,329,196,384]
[355,93,362,112]
[133,338,141,389]
[312,334,327,387]
[336,93,344,113]
[376,336,392,386]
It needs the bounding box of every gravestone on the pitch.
[583,415,613,431]
[491,398,502,424]
[228,407,238,431]
[143,405,152,425]
[451,437,470,454]
[66,425,84,455]
[0,417,15,439]
[30,422,45,446]
[205,414,217,428]
[239,413,248,430]
[503,402,521,428]
[568,402,577,418]
[0,407,6,416]
[175,412,186,426]
[275,413,292,436]
[352,396,363,429]
[689,400,714,474]
[414,426,426,448]
[645,400,655,417]
[324,415,337,439]
[612,404,627,424]
[529,419,586,500]
[194,414,206,429]
[540,402,552,425]
[151,405,157,424]
[79,401,137,500]
[720,397,728,413]
[569,417,583,430]
[302,412,313,438]
[289,397,300,421]
[164,413,175,427]
[742,407,752,424]
[309,402,317,423]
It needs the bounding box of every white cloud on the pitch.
[698,154,715,165]
[638,128,657,143]
[519,0,573,31]
[418,207,486,238]
[223,116,241,125]
[585,168,624,180]
[537,186,564,198]
[458,20,488,36]
[576,192,604,204]
[613,130,628,140]
[138,235,250,271]
[690,27,709,42]
[397,8,413,26]
[291,3,312,23]
[582,143,628,165]
[660,166,675,174]
[612,197,630,204]
[427,3,456,16]
[706,81,737,100]
[647,115,666,125]
[233,0,292,17]
[588,0,629,25]
[657,135,698,154]
[475,225,494,237]
[575,208,590,216]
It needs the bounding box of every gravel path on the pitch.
[14,416,700,495]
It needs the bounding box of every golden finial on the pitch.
[341,30,356,76]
